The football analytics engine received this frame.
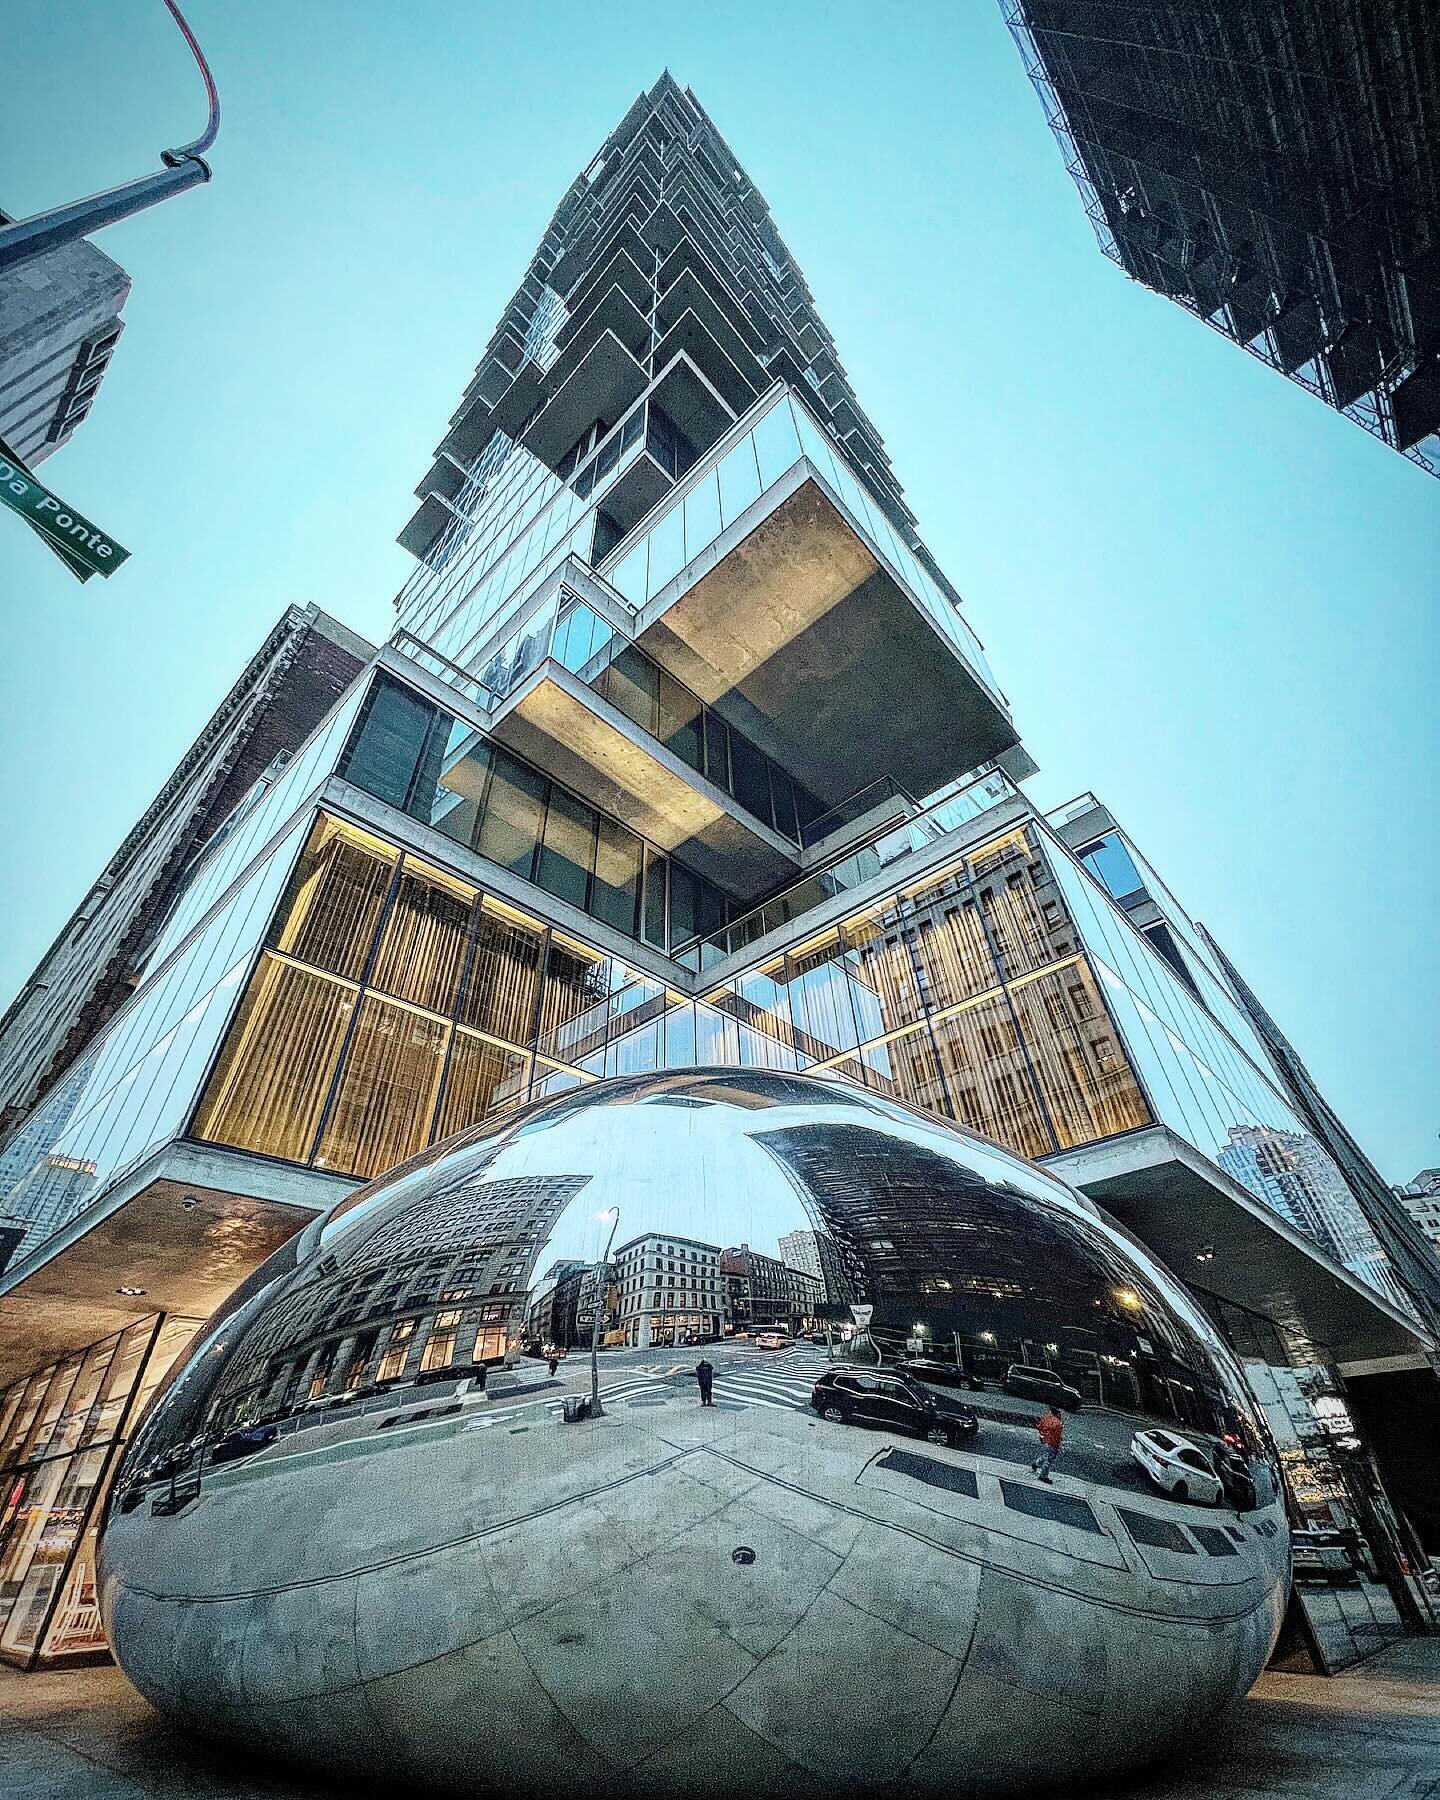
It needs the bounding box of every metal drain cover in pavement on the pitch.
[624,1395,669,1406]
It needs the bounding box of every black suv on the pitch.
[811,1368,978,1447]
[1003,1364,1082,1411]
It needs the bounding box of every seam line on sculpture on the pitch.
[120,1450,692,1601]
[710,1450,1272,1627]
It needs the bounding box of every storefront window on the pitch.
[0,1315,200,1668]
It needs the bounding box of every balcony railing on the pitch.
[672,768,1020,971]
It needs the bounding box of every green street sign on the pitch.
[0,442,129,581]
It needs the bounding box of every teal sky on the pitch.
[1,3,1435,1182]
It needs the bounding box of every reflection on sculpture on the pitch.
[100,1071,1289,1793]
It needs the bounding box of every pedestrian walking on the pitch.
[547,1355,559,1378]
[695,1357,715,1406]
[1031,1404,1064,1483]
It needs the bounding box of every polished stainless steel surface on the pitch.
[100,1072,1289,1793]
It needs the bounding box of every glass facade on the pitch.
[1043,837,1398,1303]
[0,1315,198,1666]
[339,672,734,955]
[189,812,1155,1182]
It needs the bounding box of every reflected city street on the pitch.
[99,1072,1289,1794]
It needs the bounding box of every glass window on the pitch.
[1078,833,1147,906]
[668,861,699,949]
[727,732,772,822]
[703,712,730,790]
[462,899,543,1043]
[752,400,803,487]
[601,644,659,736]
[682,469,722,563]
[435,1032,528,1141]
[426,733,491,848]
[536,935,610,1063]
[341,677,435,811]
[646,503,686,596]
[536,788,597,912]
[608,540,647,605]
[921,1002,1053,1162]
[717,434,762,526]
[592,818,642,936]
[273,817,396,981]
[768,766,800,843]
[657,670,703,770]
[192,953,352,1163]
[370,863,475,1017]
[475,750,547,879]
[1009,966,1151,1149]
[641,848,667,950]
[315,995,449,1179]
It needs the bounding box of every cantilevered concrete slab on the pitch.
[633,468,1019,806]
[524,331,648,468]
[1047,1126,1433,1370]
[489,660,801,893]
[0,1143,355,1382]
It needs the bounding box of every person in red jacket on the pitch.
[1031,1404,1064,1484]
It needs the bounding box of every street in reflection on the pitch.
[100,1072,1291,1795]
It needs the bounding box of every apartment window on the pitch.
[536,787,597,910]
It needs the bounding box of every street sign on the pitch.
[850,1304,873,1329]
[0,443,129,581]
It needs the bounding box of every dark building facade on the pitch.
[0,221,129,466]
[1004,2,1440,472]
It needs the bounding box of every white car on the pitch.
[755,1332,792,1350]
[1131,1429,1224,1505]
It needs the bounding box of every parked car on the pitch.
[208,1422,279,1465]
[811,1368,978,1448]
[1292,1527,1360,1585]
[1130,1429,1224,1505]
[899,1357,982,1392]
[1003,1364,1082,1412]
[755,1332,793,1349]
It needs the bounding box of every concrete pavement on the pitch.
[3,1638,1439,1799]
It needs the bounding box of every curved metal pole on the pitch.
[160,0,220,164]
[0,1,219,272]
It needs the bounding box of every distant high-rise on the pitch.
[0,221,130,464]
[1004,2,1440,472]
[1395,1170,1440,1256]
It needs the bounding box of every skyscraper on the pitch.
[1003,2,1440,473]
[0,73,1434,1671]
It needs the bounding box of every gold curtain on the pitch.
[192,954,352,1162]
[315,995,449,1179]
[274,819,396,981]
[370,866,474,1016]
[435,1031,528,1142]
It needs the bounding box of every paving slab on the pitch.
[2,1640,1438,1799]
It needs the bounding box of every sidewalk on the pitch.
[3,1640,1439,1798]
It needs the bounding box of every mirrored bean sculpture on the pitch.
[101,1070,1288,1793]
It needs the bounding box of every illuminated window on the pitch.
[376,1319,416,1382]
[420,1311,463,1372]
[316,996,449,1180]
[273,817,396,980]
[192,954,353,1162]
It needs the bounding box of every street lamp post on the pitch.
[588,1207,620,1419]
[0,1,220,273]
